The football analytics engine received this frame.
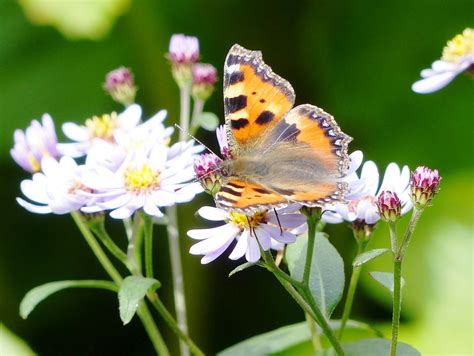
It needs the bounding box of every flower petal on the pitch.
[16,197,52,214]
[228,229,249,260]
[196,206,228,221]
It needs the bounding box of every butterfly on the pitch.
[215,44,352,211]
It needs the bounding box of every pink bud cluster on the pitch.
[376,190,402,222]
[410,166,441,209]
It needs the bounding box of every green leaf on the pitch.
[197,112,220,131]
[369,272,405,294]
[353,248,391,267]
[286,233,345,317]
[218,320,381,356]
[228,262,256,277]
[316,338,420,356]
[118,276,160,325]
[20,280,118,319]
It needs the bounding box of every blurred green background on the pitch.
[0,0,472,355]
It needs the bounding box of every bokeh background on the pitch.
[1,0,472,355]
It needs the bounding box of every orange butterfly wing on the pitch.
[223,44,295,151]
[215,179,287,211]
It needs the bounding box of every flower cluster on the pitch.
[412,28,473,93]
[13,71,203,218]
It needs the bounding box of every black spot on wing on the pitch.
[220,185,242,197]
[226,54,239,66]
[228,71,244,85]
[255,111,275,125]
[253,187,270,194]
[228,181,245,189]
[225,95,247,113]
[231,118,249,130]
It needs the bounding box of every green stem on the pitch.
[179,85,192,141]
[166,206,189,356]
[302,214,318,284]
[128,213,144,274]
[71,212,168,355]
[262,249,344,355]
[137,302,170,356]
[390,208,423,356]
[71,212,122,284]
[396,208,423,260]
[389,222,398,254]
[143,214,154,279]
[306,312,322,352]
[190,98,205,135]
[300,286,344,355]
[390,259,402,356]
[148,293,204,356]
[337,240,368,340]
[90,223,134,271]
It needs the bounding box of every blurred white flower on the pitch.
[16,156,91,214]
[187,204,306,264]
[85,109,172,172]
[10,114,59,173]
[57,104,142,157]
[323,153,412,225]
[412,28,473,94]
[81,141,203,219]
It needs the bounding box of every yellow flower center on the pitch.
[228,211,267,229]
[441,28,474,63]
[27,153,41,172]
[124,164,160,193]
[85,112,118,141]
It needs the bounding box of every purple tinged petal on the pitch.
[189,225,238,255]
[245,236,261,263]
[16,197,52,214]
[228,229,249,260]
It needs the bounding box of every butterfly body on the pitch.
[215,44,352,212]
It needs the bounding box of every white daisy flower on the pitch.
[322,154,412,226]
[187,204,306,264]
[85,109,172,172]
[80,141,203,219]
[16,156,91,214]
[412,28,473,94]
[10,113,59,173]
[57,104,142,157]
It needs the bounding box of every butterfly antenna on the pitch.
[174,123,222,159]
[273,208,283,235]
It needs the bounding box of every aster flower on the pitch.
[104,66,137,106]
[16,156,91,214]
[412,28,473,94]
[57,104,142,157]
[187,204,306,264]
[322,153,412,229]
[410,166,441,209]
[10,114,59,173]
[80,141,203,219]
[85,109,172,172]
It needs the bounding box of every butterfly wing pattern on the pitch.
[216,44,352,211]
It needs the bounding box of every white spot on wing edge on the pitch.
[226,64,241,74]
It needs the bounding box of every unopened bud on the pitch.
[192,63,218,101]
[194,153,222,196]
[410,166,441,209]
[376,191,401,222]
[104,67,137,106]
[168,34,200,88]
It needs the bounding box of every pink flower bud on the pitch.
[168,34,200,65]
[194,153,223,196]
[376,190,402,222]
[104,67,137,106]
[192,63,217,85]
[410,166,441,208]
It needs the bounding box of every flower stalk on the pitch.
[337,238,369,340]
[390,207,423,356]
